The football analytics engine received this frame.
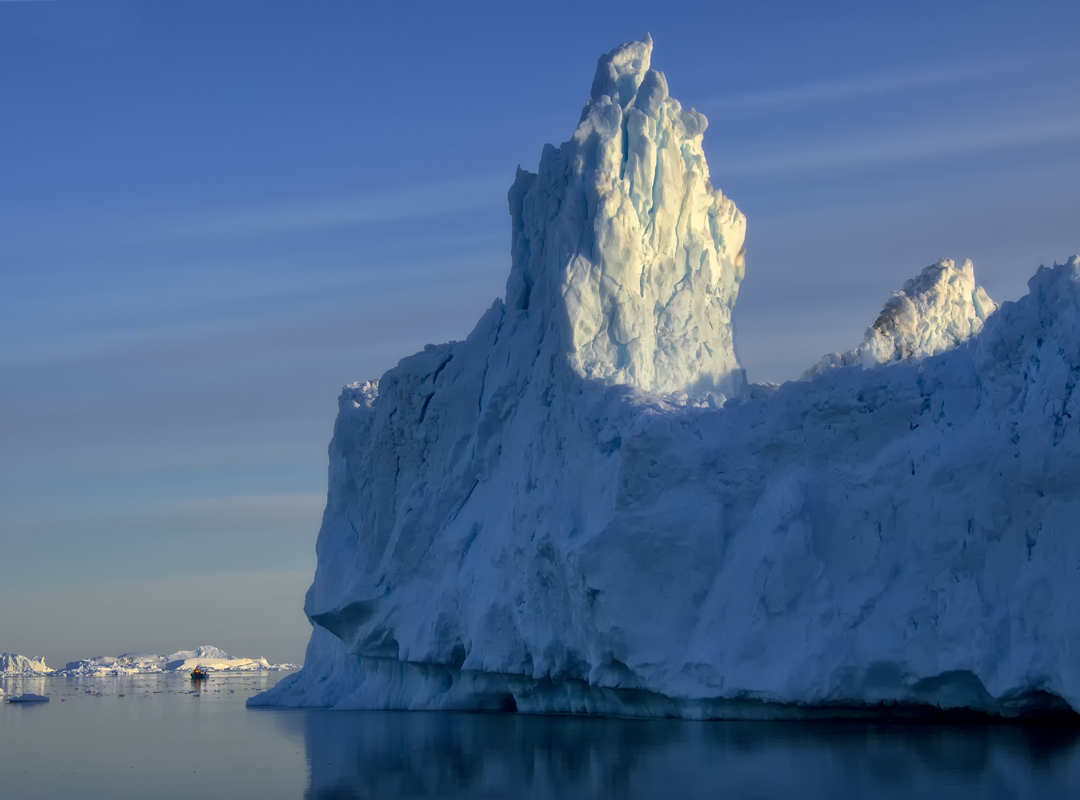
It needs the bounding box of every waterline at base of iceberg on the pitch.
[250,633,1078,722]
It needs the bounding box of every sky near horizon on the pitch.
[2,0,1079,666]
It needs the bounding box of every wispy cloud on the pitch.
[162,174,510,241]
[702,59,1027,115]
[719,115,1080,176]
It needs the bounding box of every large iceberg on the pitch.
[253,37,1080,719]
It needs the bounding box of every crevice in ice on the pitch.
[431,354,453,383]
[417,392,435,424]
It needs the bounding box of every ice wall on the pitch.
[252,36,1080,720]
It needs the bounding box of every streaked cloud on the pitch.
[719,115,1080,176]
[703,59,1027,115]
[161,174,510,241]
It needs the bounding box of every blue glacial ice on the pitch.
[252,36,1080,719]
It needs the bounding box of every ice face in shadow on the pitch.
[252,35,1080,719]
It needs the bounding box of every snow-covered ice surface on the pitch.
[804,258,997,379]
[0,654,50,675]
[253,36,1080,720]
[0,647,297,676]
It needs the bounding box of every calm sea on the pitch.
[2,672,1079,799]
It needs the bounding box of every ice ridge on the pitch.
[805,258,997,378]
[251,36,1080,721]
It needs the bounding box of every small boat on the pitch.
[190,667,210,680]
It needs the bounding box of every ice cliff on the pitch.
[253,37,1080,720]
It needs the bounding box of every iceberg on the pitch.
[252,36,1080,720]
[159,645,286,674]
[10,646,299,676]
[5,693,48,703]
[1,654,50,675]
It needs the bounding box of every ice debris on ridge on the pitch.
[804,258,997,378]
[1,654,50,675]
[251,35,1080,720]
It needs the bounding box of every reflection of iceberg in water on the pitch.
[272,709,1080,799]
[0,675,49,699]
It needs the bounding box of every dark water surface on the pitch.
[3,673,1079,799]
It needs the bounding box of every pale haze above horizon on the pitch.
[2,0,1078,667]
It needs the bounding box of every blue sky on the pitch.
[2,0,1078,666]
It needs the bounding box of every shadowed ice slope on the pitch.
[253,37,1080,719]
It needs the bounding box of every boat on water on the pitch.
[190,667,210,680]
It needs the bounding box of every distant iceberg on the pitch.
[1,654,50,675]
[5,693,48,703]
[252,36,1080,720]
[2,647,296,676]
[56,646,298,675]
